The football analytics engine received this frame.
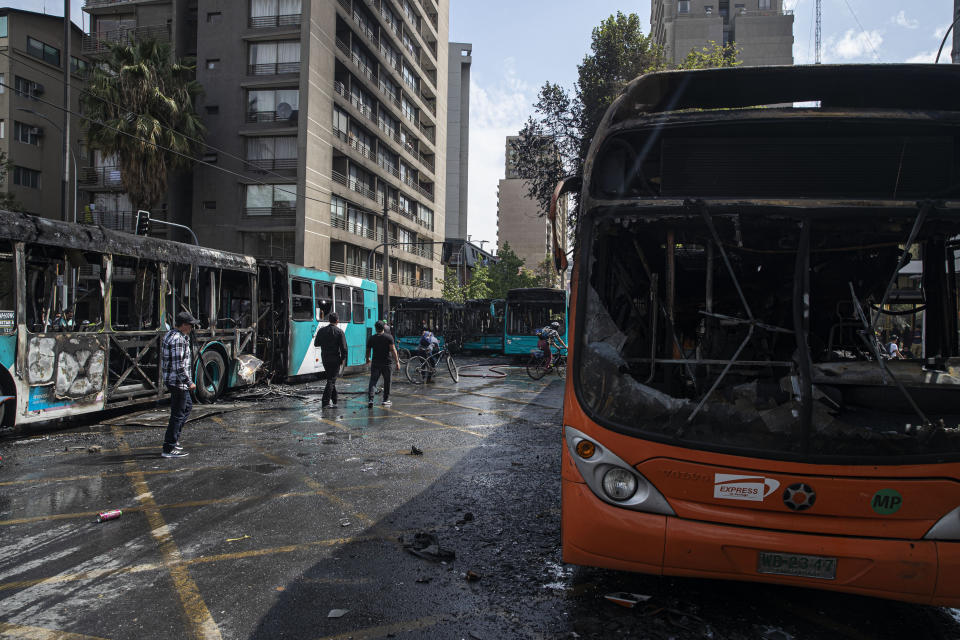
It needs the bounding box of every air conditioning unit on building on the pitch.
[29,126,43,137]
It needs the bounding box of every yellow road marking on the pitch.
[0,562,162,592]
[380,405,487,438]
[0,622,111,640]
[459,389,561,410]
[111,426,222,640]
[315,615,446,640]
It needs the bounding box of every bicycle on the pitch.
[526,347,567,380]
[405,347,459,384]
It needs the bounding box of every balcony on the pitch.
[245,158,298,172]
[82,24,170,55]
[242,206,297,220]
[332,170,378,202]
[248,61,301,76]
[83,0,145,7]
[246,110,298,124]
[87,209,135,232]
[78,166,123,190]
[331,213,383,242]
[331,260,377,280]
[249,14,303,29]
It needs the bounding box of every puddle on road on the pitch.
[239,463,283,474]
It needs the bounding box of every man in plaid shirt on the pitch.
[161,311,199,458]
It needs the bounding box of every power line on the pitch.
[841,0,881,62]
[0,47,328,197]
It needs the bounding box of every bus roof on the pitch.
[609,64,960,123]
[506,288,566,301]
[0,209,257,273]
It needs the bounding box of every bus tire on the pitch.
[0,370,15,428]
[195,348,227,403]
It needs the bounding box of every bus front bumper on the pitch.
[562,480,960,606]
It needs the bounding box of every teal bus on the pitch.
[503,288,568,357]
[256,262,378,378]
[462,299,504,354]
[392,297,463,355]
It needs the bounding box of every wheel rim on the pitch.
[406,357,426,384]
[447,356,458,382]
[204,362,221,393]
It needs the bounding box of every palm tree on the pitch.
[82,38,205,213]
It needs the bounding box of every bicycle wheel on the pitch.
[406,356,428,384]
[555,357,567,378]
[398,348,411,364]
[447,354,459,383]
[526,355,548,380]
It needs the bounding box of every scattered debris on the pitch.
[415,576,432,584]
[456,512,474,525]
[408,445,423,456]
[401,532,456,562]
[469,632,483,639]
[87,445,102,454]
[761,628,795,640]
[465,570,481,582]
[226,535,251,542]
[235,354,264,384]
[96,509,122,523]
[339,519,351,527]
[604,592,652,608]
[327,609,349,618]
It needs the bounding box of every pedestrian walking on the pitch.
[315,312,348,408]
[367,320,400,407]
[161,311,198,458]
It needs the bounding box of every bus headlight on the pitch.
[564,426,675,516]
[602,468,637,501]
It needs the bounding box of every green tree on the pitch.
[534,256,559,288]
[440,267,465,303]
[82,39,205,213]
[511,13,739,231]
[0,152,22,211]
[488,243,538,299]
[465,264,492,300]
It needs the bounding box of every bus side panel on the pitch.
[0,334,14,370]
[289,319,322,377]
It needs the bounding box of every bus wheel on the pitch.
[195,349,227,403]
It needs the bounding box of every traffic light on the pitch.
[135,210,151,236]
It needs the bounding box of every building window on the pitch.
[245,184,297,214]
[705,5,713,14]
[206,12,222,23]
[0,120,5,139]
[14,121,40,146]
[206,59,220,70]
[205,105,219,115]
[735,3,746,13]
[0,16,7,38]
[759,0,771,8]
[678,1,690,14]
[0,74,5,94]
[248,41,300,75]
[247,88,299,122]
[250,0,303,28]
[70,56,89,76]
[202,201,217,210]
[13,166,40,189]
[246,136,297,170]
[26,37,60,66]
[14,76,35,97]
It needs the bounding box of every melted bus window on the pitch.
[579,210,960,460]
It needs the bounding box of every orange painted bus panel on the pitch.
[664,519,937,599]
[562,480,666,571]
[933,542,960,605]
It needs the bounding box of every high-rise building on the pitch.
[651,0,794,67]
[444,41,470,241]
[0,9,88,222]
[81,0,449,303]
[497,135,566,285]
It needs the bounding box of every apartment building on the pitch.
[651,0,794,67]
[444,41,470,241]
[0,9,88,221]
[81,0,448,302]
[497,135,566,285]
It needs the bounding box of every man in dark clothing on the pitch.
[315,312,348,408]
[161,311,198,458]
[367,320,401,407]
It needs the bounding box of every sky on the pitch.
[8,0,957,251]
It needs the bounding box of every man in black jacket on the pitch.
[314,312,348,409]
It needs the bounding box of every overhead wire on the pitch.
[841,0,881,62]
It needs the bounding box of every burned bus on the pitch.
[391,297,463,355]
[557,65,960,605]
[462,298,504,354]
[503,288,568,357]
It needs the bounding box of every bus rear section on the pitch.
[503,288,568,356]
[392,298,462,352]
[562,64,960,606]
[462,299,504,354]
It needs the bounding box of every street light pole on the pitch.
[382,196,391,322]
[62,0,71,223]
[18,107,77,223]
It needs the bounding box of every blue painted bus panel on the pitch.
[503,289,569,356]
[0,334,15,370]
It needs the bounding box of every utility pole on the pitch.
[382,196,390,323]
[814,0,822,64]
[62,0,71,222]
[953,0,960,63]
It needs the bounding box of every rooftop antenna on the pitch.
[815,0,822,64]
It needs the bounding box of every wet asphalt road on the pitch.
[2,357,960,640]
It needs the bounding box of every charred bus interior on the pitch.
[578,66,960,462]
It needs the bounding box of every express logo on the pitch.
[713,474,781,502]
[783,483,816,511]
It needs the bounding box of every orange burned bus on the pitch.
[554,64,960,605]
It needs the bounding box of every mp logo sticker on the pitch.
[713,474,781,502]
[871,489,903,515]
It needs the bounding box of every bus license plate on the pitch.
[757,552,837,580]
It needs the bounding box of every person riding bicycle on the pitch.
[537,321,566,367]
[418,329,441,382]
